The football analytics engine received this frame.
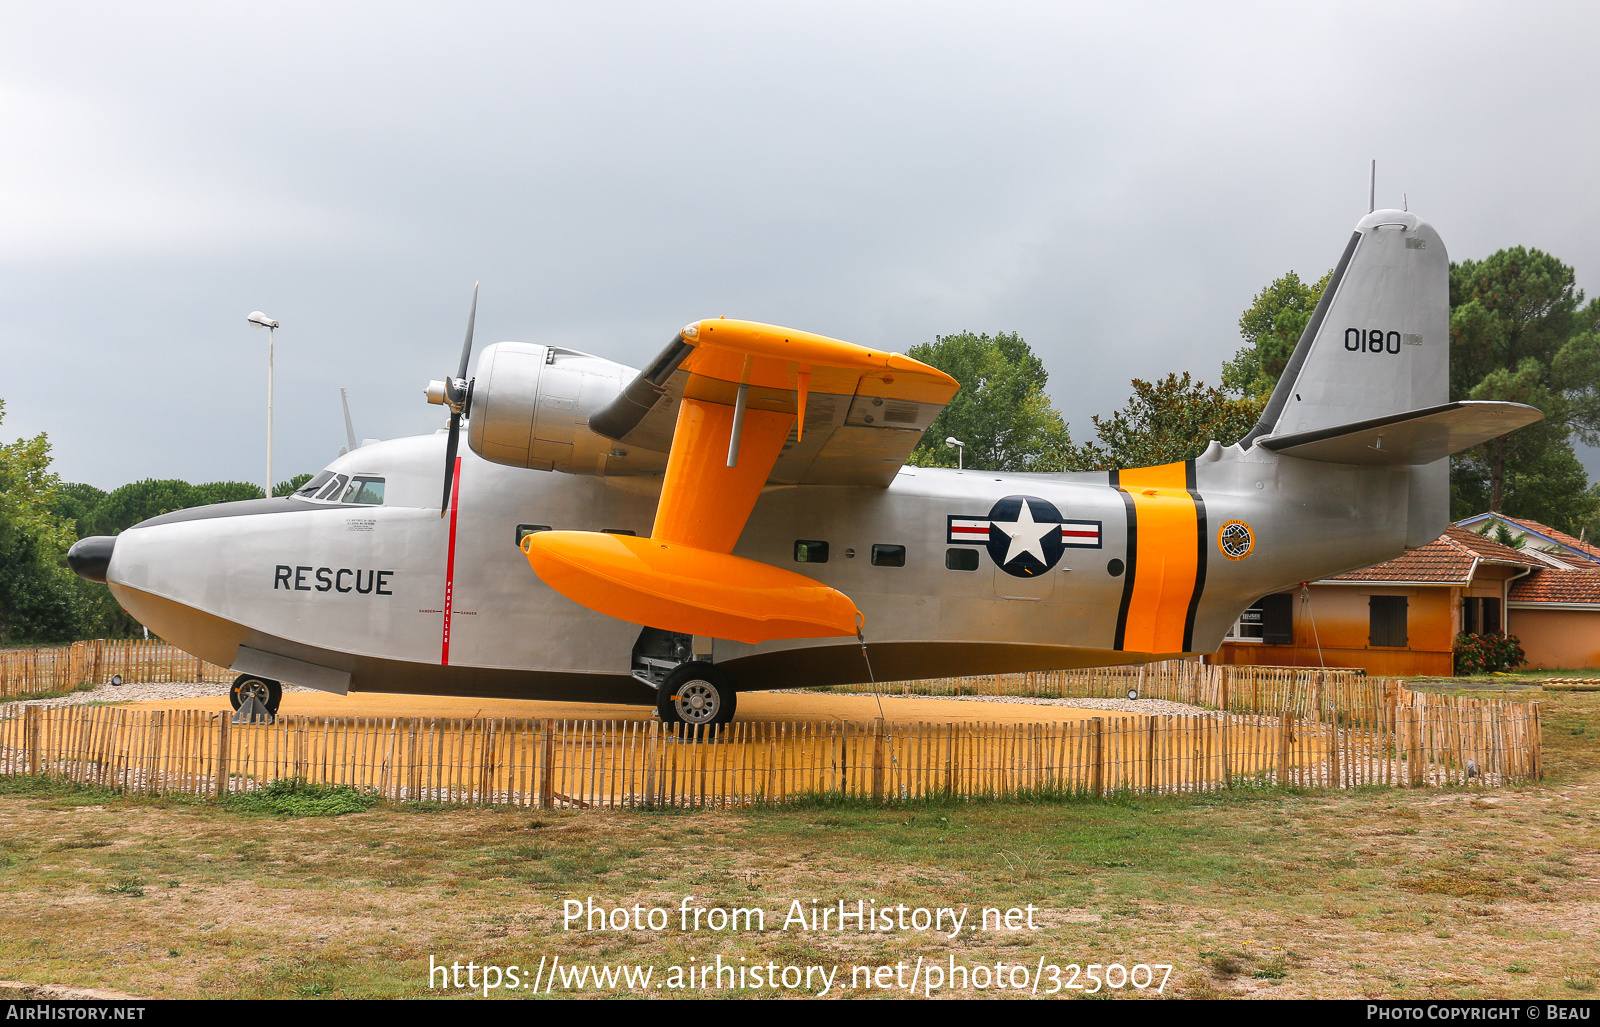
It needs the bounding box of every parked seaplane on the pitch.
[68,208,1541,725]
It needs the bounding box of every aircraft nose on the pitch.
[67,535,116,583]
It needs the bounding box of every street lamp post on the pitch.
[248,312,279,495]
[946,436,966,470]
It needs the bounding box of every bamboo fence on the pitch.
[0,692,1541,807]
[0,640,231,698]
[829,660,1373,717]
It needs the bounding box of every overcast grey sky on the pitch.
[5,2,1600,491]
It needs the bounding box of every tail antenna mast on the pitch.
[1369,159,1376,213]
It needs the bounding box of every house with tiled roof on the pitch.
[1454,512,1600,568]
[1215,524,1547,676]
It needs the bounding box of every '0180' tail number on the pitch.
[1345,328,1422,354]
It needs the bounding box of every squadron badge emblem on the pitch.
[1218,520,1255,560]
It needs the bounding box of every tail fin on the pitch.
[1241,209,1449,446]
[1243,209,1456,549]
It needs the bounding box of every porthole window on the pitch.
[945,548,979,571]
[794,540,829,563]
[870,544,906,567]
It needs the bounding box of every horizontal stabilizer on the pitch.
[522,531,860,644]
[1259,400,1543,465]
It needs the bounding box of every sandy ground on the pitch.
[106,687,1199,726]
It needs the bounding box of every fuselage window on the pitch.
[340,477,385,505]
[516,524,553,545]
[794,540,829,563]
[314,474,349,501]
[871,544,906,567]
[603,528,637,536]
[295,471,334,497]
[945,548,979,571]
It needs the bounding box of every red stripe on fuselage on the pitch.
[441,457,463,665]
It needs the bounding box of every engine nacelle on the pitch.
[467,342,664,476]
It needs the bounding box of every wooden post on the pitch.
[216,714,232,797]
[1532,703,1543,781]
[1090,718,1104,798]
[871,718,885,801]
[1277,712,1291,786]
[25,705,40,776]
[541,719,557,809]
[480,720,496,805]
[1143,717,1156,794]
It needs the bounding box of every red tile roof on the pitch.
[1325,525,1541,584]
[1490,515,1600,565]
[1509,568,1600,604]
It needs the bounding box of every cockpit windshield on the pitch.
[293,472,384,506]
[295,471,335,497]
[341,477,385,505]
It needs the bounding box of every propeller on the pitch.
[425,282,479,516]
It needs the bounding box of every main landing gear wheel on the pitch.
[656,661,736,730]
[229,674,282,716]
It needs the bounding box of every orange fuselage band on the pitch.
[1115,461,1205,655]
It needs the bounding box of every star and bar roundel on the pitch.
[947,495,1101,577]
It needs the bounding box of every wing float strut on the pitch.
[521,319,959,644]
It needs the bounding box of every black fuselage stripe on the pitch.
[1182,459,1207,653]
[1111,469,1137,651]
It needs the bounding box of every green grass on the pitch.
[0,689,1590,999]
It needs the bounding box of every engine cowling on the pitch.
[467,342,664,476]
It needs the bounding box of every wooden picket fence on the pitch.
[831,660,1381,717]
[0,693,1541,807]
[0,640,231,698]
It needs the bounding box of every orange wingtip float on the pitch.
[522,531,860,645]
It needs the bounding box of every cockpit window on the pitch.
[314,474,349,501]
[295,471,335,497]
[340,477,385,505]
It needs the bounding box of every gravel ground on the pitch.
[1,680,315,713]
[773,688,1214,717]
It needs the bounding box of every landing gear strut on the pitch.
[229,674,282,716]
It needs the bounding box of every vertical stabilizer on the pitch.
[1243,209,1449,445]
[1242,209,1452,548]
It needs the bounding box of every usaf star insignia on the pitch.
[947,495,1102,578]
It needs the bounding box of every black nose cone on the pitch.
[67,536,116,583]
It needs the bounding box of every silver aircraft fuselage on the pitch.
[104,427,1416,704]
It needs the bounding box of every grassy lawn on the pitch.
[0,688,1594,1000]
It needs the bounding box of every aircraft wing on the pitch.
[524,319,958,644]
[589,319,958,487]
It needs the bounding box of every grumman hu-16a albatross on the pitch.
[68,209,1541,726]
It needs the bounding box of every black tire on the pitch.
[230,674,282,715]
[656,662,736,729]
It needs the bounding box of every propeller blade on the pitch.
[441,283,478,517]
[457,281,479,381]
[442,410,461,516]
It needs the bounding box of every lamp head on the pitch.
[247,311,279,329]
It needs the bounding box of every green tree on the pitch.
[1449,248,1600,517]
[907,332,1074,472]
[272,474,313,497]
[0,401,84,642]
[1070,373,1261,470]
[91,480,200,536]
[199,480,268,504]
[1222,269,1332,400]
